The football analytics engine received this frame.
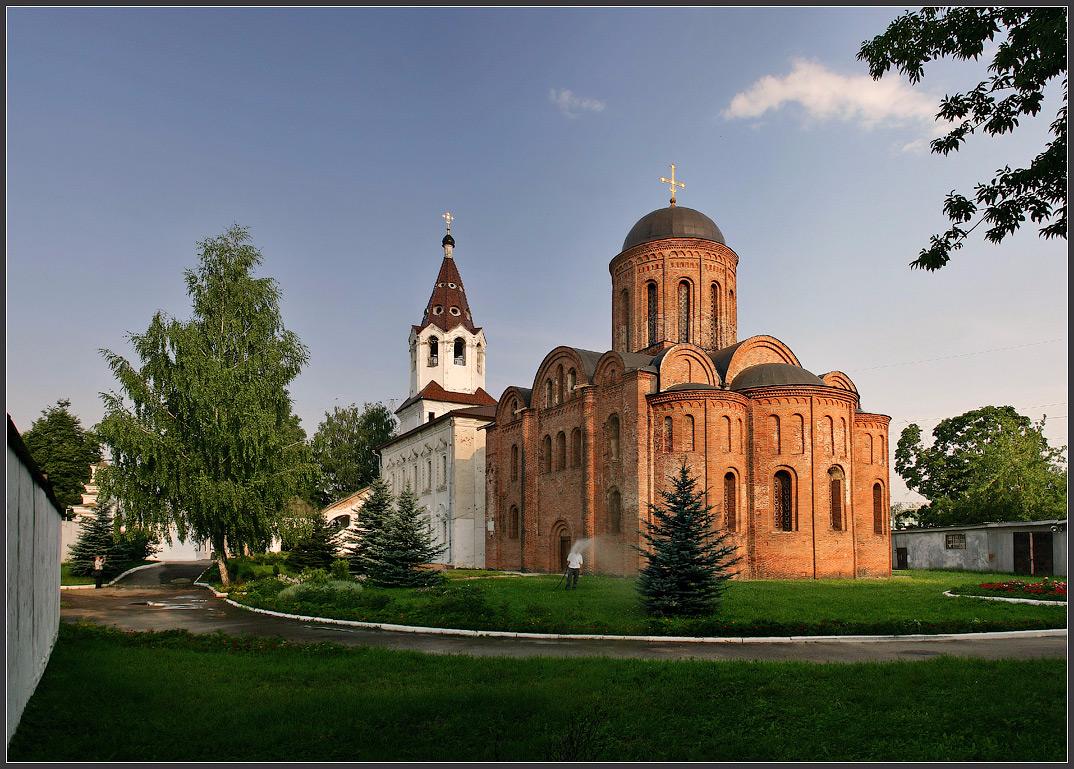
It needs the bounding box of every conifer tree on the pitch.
[636,461,741,617]
[68,506,119,577]
[343,477,393,576]
[286,510,341,571]
[366,487,445,588]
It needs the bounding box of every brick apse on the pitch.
[484,196,892,578]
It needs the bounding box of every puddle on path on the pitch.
[126,601,202,610]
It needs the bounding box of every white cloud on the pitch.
[723,59,950,152]
[549,88,606,118]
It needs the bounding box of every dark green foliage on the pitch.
[67,506,156,578]
[366,487,445,588]
[9,623,1066,761]
[330,558,350,581]
[94,225,315,585]
[286,511,341,571]
[21,399,102,510]
[859,7,1066,270]
[311,403,397,506]
[895,405,1067,527]
[343,477,393,576]
[636,462,741,617]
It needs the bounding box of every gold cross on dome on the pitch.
[659,164,685,207]
[442,211,454,234]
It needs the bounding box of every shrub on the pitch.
[331,559,350,581]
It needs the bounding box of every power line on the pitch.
[852,338,1065,372]
[892,402,1068,426]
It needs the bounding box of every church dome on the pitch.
[730,363,824,391]
[622,206,725,252]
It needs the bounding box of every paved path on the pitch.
[59,561,1067,663]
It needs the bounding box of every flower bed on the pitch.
[953,578,1066,602]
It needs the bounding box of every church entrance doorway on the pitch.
[558,535,571,573]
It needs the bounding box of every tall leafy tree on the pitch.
[21,399,102,510]
[636,462,741,617]
[310,402,396,506]
[366,487,445,588]
[343,476,394,576]
[895,405,1067,527]
[859,7,1066,270]
[95,225,315,585]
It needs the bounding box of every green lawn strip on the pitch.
[8,622,1065,762]
[226,569,1066,637]
[949,583,1067,603]
[61,560,156,586]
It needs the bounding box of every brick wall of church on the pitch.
[853,413,893,577]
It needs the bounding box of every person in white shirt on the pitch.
[565,550,583,590]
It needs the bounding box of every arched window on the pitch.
[567,368,577,397]
[723,472,737,531]
[722,415,731,452]
[542,435,552,473]
[428,337,439,366]
[556,365,564,405]
[769,415,781,454]
[678,280,691,343]
[684,414,695,451]
[453,337,466,365]
[440,454,447,485]
[330,515,351,532]
[426,460,433,491]
[544,379,553,408]
[793,414,805,454]
[774,470,794,531]
[646,282,658,346]
[607,488,622,534]
[865,434,874,464]
[663,416,673,453]
[570,428,582,468]
[476,345,484,374]
[556,431,567,470]
[829,466,845,530]
[710,282,720,347]
[607,414,620,460]
[825,415,835,455]
[873,483,884,534]
[508,505,520,539]
[739,418,745,453]
[619,289,630,349]
[511,444,519,481]
[840,417,848,456]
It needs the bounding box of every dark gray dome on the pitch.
[731,363,823,391]
[622,206,725,251]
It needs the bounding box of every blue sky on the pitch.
[7,8,1067,505]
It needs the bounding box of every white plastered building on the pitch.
[380,226,496,568]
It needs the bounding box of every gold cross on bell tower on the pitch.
[442,211,454,234]
[660,164,685,207]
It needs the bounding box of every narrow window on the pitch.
[508,505,519,539]
[825,416,835,455]
[722,415,731,452]
[544,379,553,408]
[428,337,439,366]
[556,431,567,470]
[571,428,582,468]
[441,455,447,485]
[428,411,435,423]
[542,435,552,473]
[840,417,848,456]
[663,416,673,453]
[608,488,622,534]
[453,337,465,365]
[619,288,630,349]
[710,283,720,347]
[567,368,577,398]
[769,415,781,454]
[476,345,484,374]
[511,444,519,481]
[793,414,805,454]
[556,365,564,405]
[873,483,884,534]
[684,414,695,451]
[724,472,737,531]
[426,460,433,492]
[866,434,874,464]
[608,415,620,460]
[829,467,845,530]
[774,470,794,531]
[678,280,691,343]
[646,282,658,346]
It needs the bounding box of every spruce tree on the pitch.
[636,461,741,617]
[367,487,445,588]
[343,477,393,576]
[286,510,341,571]
[68,507,118,577]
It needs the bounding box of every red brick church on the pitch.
[484,171,891,578]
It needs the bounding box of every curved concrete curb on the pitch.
[61,561,163,591]
[943,589,1068,607]
[192,582,1066,644]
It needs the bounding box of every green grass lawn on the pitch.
[60,560,157,586]
[8,623,1065,761]
[223,568,1066,637]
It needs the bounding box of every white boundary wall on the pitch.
[6,438,63,746]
